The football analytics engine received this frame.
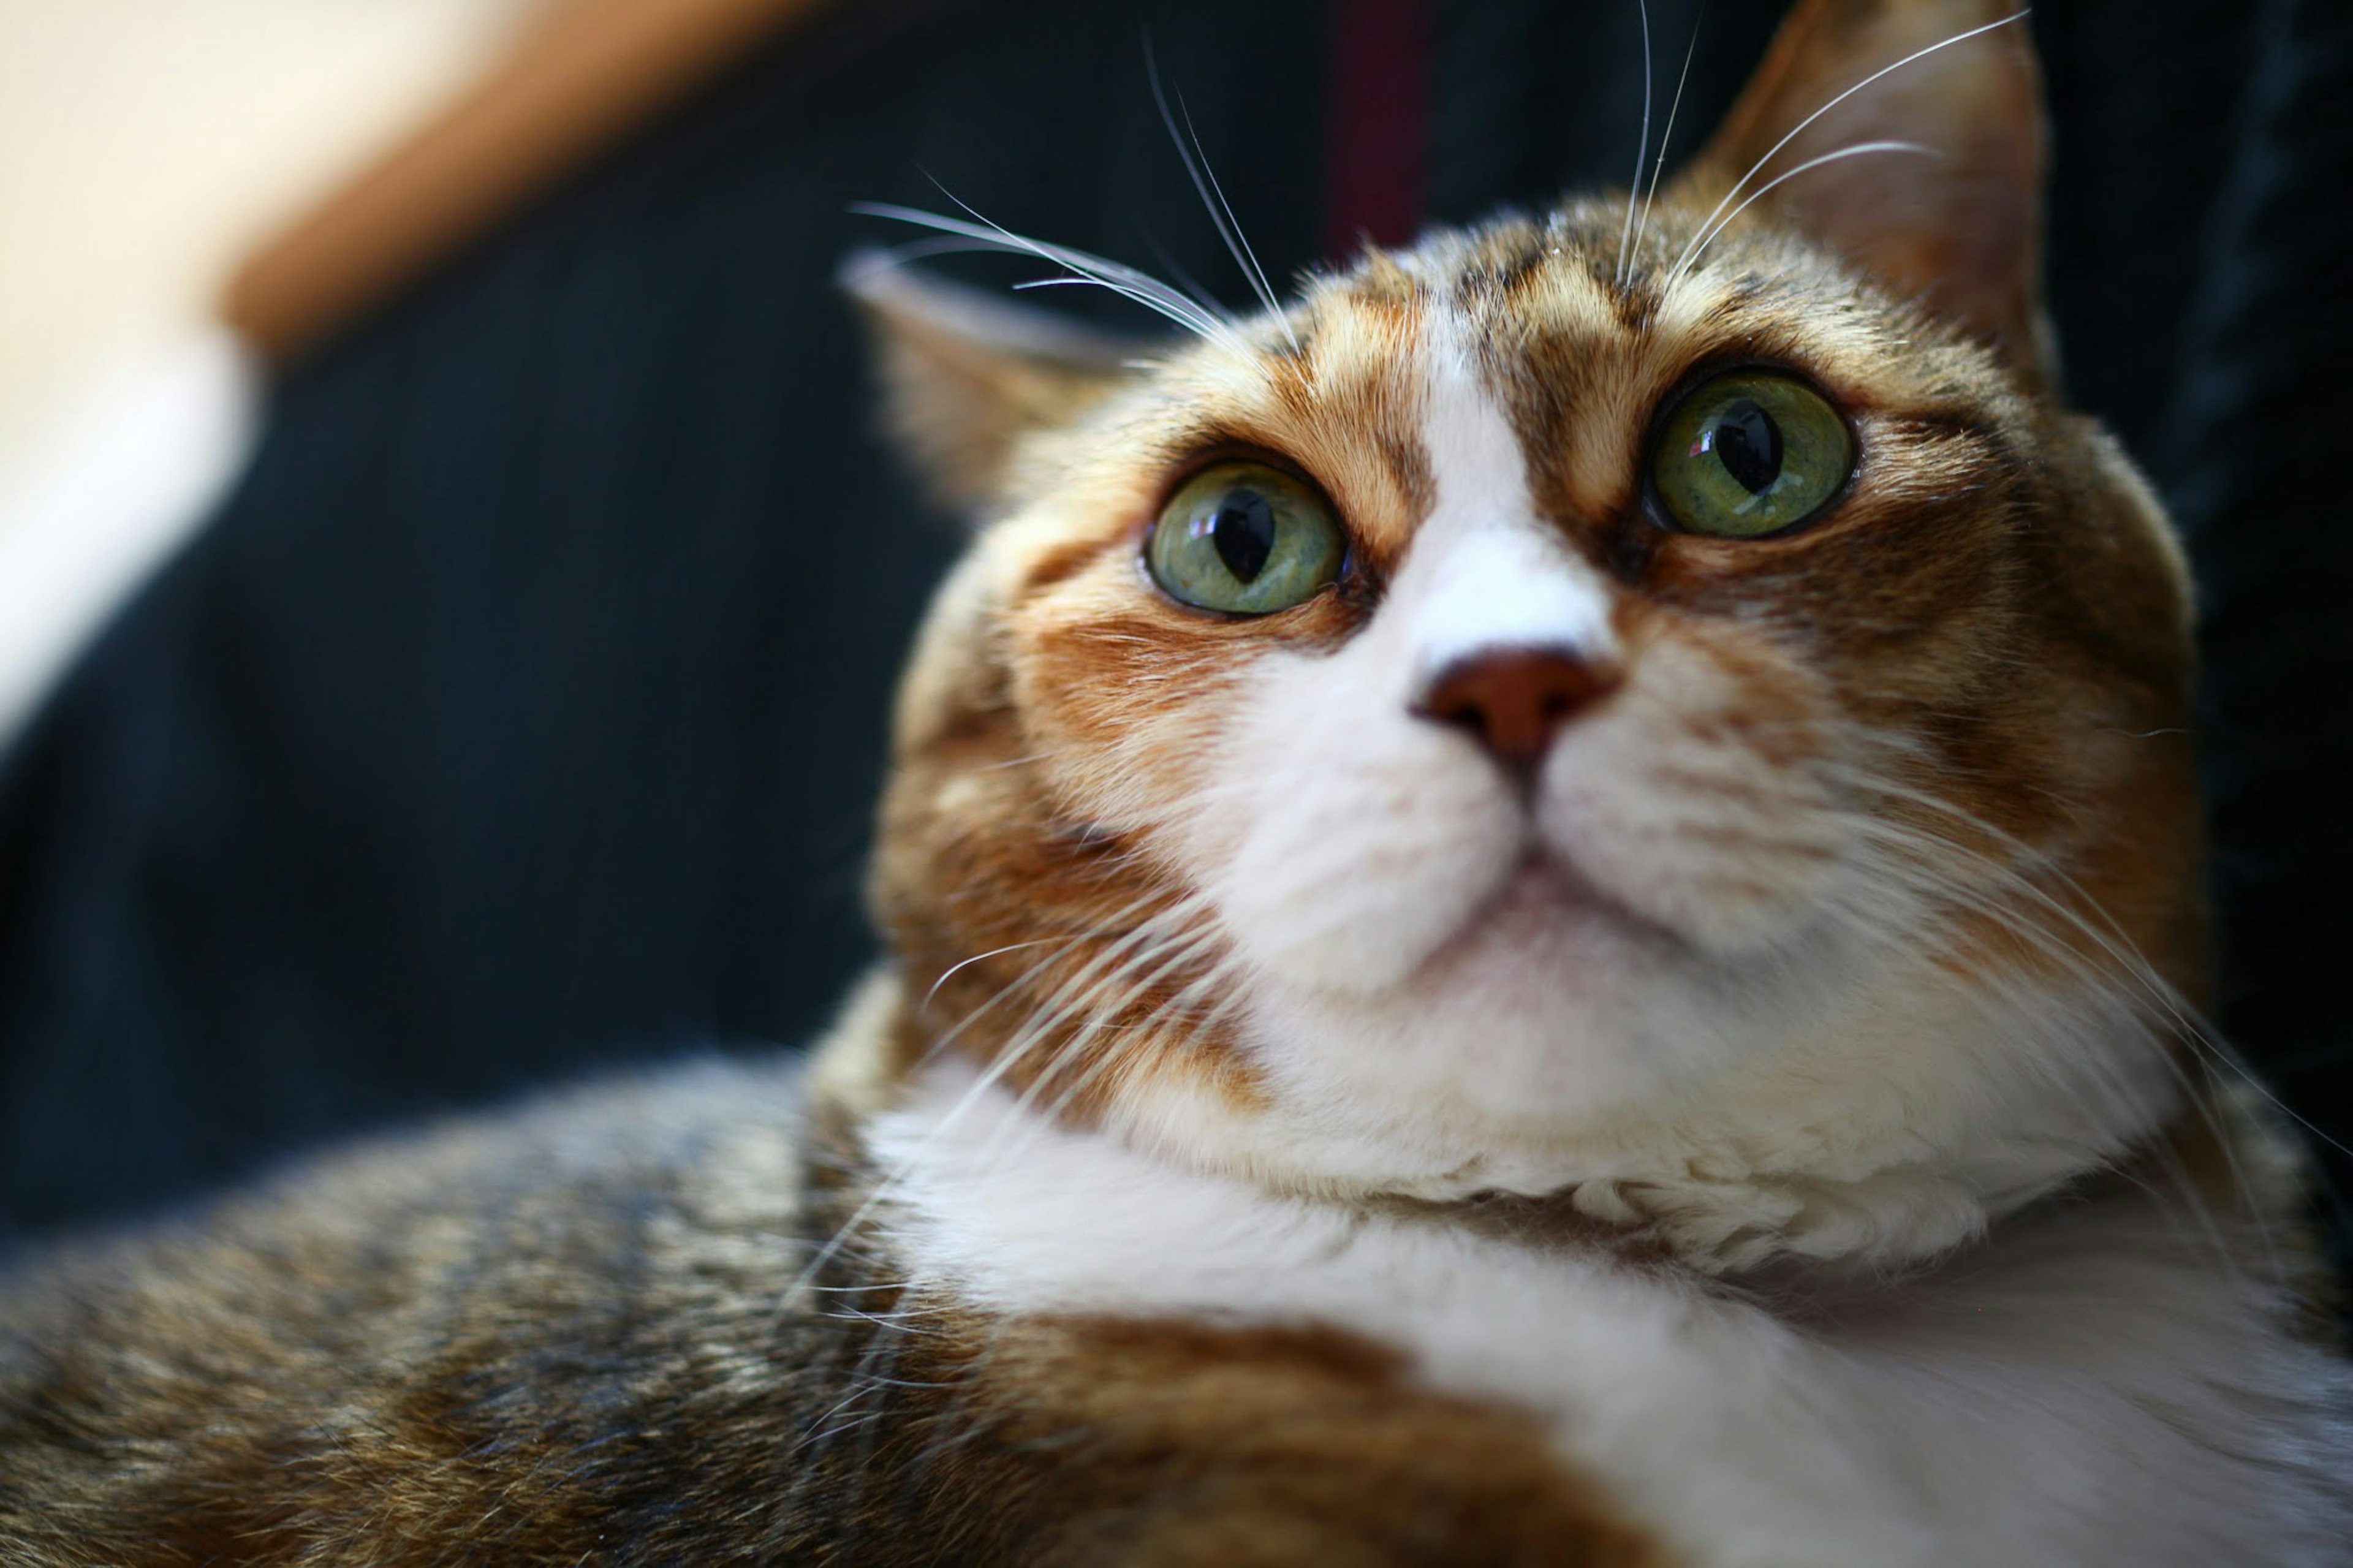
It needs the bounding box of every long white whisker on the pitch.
[923,937,1063,1012]
[1002,946,1257,1178]
[784,890,1186,1300]
[1143,37,1299,351]
[1631,13,1702,275]
[913,180,1237,344]
[852,197,1248,355]
[978,895,1216,1076]
[1049,946,1261,1116]
[1828,800,2289,1277]
[911,925,1101,1066]
[981,923,1229,1170]
[911,888,1215,1143]
[1825,754,2327,1291]
[1836,768,2351,1164]
[1616,0,1656,286]
[1670,140,1938,284]
[1134,222,1242,324]
[1665,10,2025,286]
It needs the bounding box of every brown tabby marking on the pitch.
[968,1313,1667,1567]
[0,1047,1648,1566]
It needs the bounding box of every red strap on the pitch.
[1322,0,1431,259]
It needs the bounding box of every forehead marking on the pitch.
[1396,302,1616,681]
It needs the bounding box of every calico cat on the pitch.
[4,0,2347,1562]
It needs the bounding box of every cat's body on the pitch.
[6,1,2350,1561]
[3,992,2340,1566]
[0,1042,1662,1566]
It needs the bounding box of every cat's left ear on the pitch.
[1675,0,2051,379]
[843,254,1142,515]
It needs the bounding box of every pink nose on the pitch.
[1413,647,1621,774]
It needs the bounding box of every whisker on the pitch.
[1669,140,1938,282]
[1664,10,2025,287]
[1841,820,2289,1279]
[1803,743,2328,1286]
[784,890,1184,1301]
[983,920,1229,1165]
[853,194,1248,355]
[1631,11,1703,275]
[1134,222,1241,324]
[1837,768,2352,1165]
[1030,952,1257,1147]
[1615,0,1656,287]
[969,896,1218,1098]
[1144,36,1300,350]
[923,937,1065,1012]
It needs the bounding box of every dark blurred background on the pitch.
[1,0,2346,1294]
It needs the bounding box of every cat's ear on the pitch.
[843,254,1142,515]
[1675,0,2050,378]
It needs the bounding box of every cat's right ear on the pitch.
[842,254,1141,517]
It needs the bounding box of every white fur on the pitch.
[1408,320,1616,681]
[872,1062,2352,1568]
[0,325,257,748]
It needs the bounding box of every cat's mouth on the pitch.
[1441,846,1686,965]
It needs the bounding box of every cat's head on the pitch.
[851,0,2207,1270]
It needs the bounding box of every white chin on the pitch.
[1240,855,1737,1129]
[1211,797,1524,996]
[1234,817,1690,996]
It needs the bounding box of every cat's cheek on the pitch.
[1536,637,1852,958]
[1189,654,1523,996]
[1211,769,1522,994]
[1540,738,1847,957]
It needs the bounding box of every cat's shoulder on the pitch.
[0,1055,838,1567]
[4,1051,810,1303]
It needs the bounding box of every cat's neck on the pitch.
[849,1024,2254,1305]
[833,960,2197,1277]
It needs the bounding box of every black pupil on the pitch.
[1708,398,1784,494]
[1208,489,1278,582]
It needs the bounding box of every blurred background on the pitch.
[0,0,539,481]
[0,0,2346,1311]
[0,0,548,744]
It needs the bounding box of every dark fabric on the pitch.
[1322,0,1431,251]
[2,0,2347,1286]
[2128,0,2353,1242]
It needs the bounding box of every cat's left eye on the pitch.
[1146,462,1347,615]
[1650,370,1855,539]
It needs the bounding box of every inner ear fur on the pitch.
[1673,0,2052,381]
[843,254,1144,516]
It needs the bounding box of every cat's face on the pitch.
[860,0,2203,1267]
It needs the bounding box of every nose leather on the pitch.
[1413,646,1620,773]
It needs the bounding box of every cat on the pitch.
[4,0,2347,1562]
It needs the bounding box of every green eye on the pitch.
[1145,462,1347,615]
[1651,371,1854,538]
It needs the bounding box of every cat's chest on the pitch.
[865,1065,2346,1567]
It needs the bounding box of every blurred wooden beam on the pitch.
[222,0,838,367]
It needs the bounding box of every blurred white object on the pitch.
[0,0,547,740]
[0,325,257,745]
[0,0,816,743]
[0,1,545,468]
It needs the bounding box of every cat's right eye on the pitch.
[1145,462,1347,615]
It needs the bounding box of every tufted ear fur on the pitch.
[843,254,1142,516]
[1675,0,2051,380]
